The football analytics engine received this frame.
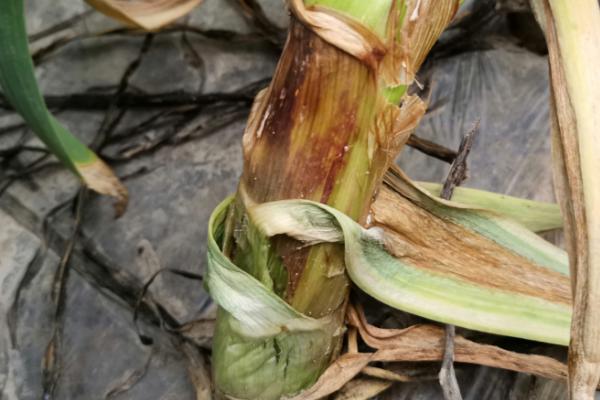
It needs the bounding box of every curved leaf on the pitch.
[86,0,204,31]
[417,181,563,233]
[246,178,571,345]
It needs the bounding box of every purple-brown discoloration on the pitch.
[238,17,382,310]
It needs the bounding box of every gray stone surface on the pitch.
[0,210,42,400]
[2,1,276,399]
[0,1,579,399]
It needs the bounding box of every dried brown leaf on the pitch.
[374,167,571,312]
[289,0,387,70]
[332,378,392,400]
[531,0,600,397]
[347,305,570,382]
[181,342,212,400]
[78,159,128,217]
[383,0,460,85]
[286,353,373,400]
[361,366,413,382]
[86,0,203,31]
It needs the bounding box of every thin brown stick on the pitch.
[440,121,480,199]
[438,120,480,400]
[407,134,458,164]
[42,189,86,399]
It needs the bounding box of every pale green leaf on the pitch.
[417,181,563,233]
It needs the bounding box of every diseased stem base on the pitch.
[213,18,390,399]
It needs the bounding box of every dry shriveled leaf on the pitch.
[332,378,392,400]
[347,305,570,382]
[86,0,204,31]
[289,0,387,70]
[372,166,571,345]
[361,366,414,382]
[383,0,460,85]
[181,342,212,400]
[286,353,373,400]
[530,0,600,397]
[288,303,573,400]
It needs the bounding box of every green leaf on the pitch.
[206,172,572,399]
[208,182,571,352]
[0,0,127,214]
[206,196,333,338]
[417,181,563,233]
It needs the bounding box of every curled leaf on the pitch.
[332,378,392,400]
[86,0,203,31]
[248,168,571,345]
[348,304,570,382]
[206,196,333,338]
[208,197,343,400]
[289,0,387,69]
[286,353,373,400]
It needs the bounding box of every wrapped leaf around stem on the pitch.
[211,1,460,398]
[245,170,571,345]
[206,169,572,398]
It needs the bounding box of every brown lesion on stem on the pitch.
[229,0,458,318]
[237,16,388,315]
[233,1,434,314]
[214,1,462,397]
[241,18,377,207]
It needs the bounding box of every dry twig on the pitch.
[438,120,480,400]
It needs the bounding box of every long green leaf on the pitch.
[0,0,127,214]
[207,177,571,399]
[208,186,570,356]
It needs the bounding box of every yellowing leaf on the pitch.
[417,181,563,233]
